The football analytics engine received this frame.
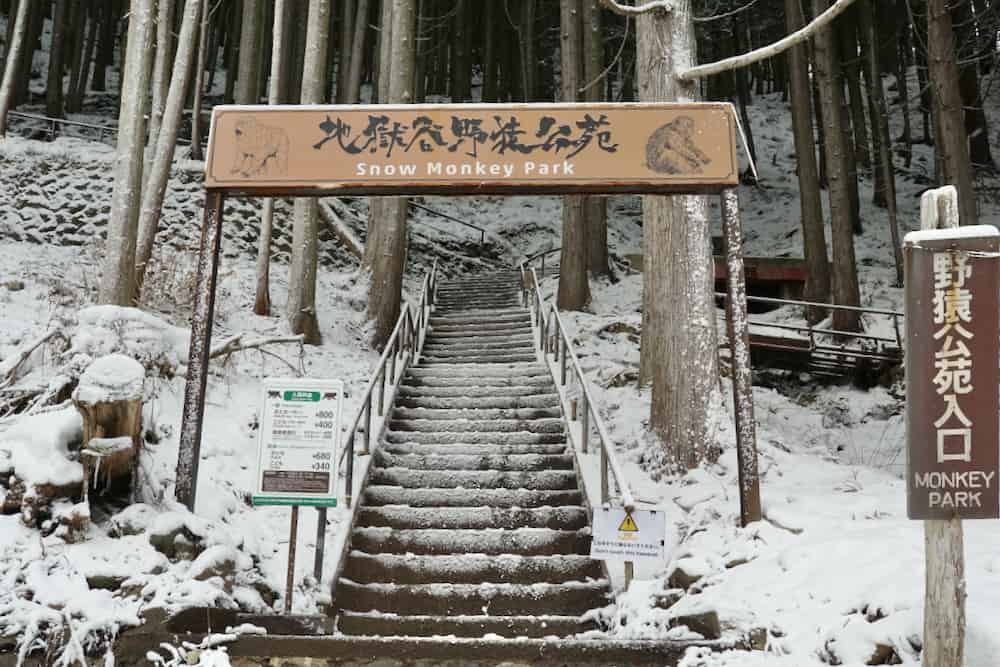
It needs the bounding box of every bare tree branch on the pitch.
[597,0,674,16]
[677,0,859,81]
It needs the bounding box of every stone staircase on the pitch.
[333,270,611,639]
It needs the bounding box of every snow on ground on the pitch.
[1,64,1000,665]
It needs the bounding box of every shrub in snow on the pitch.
[70,305,190,376]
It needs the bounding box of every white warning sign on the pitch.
[590,507,666,562]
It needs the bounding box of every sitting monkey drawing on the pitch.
[230,117,289,178]
[645,116,711,175]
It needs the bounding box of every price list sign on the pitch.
[252,379,343,507]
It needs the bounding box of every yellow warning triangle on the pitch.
[618,513,639,532]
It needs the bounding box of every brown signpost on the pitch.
[203,103,738,196]
[905,229,1000,519]
[905,186,1000,667]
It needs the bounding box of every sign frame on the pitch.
[251,377,344,509]
[203,102,739,196]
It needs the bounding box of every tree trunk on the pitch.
[482,0,497,102]
[557,0,590,311]
[0,0,30,135]
[896,2,913,168]
[91,0,117,91]
[784,0,830,322]
[65,0,85,113]
[582,0,610,279]
[953,0,994,171]
[46,0,68,119]
[147,0,175,151]
[812,0,861,332]
[363,0,415,349]
[14,1,41,106]
[520,0,536,101]
[837,9,870,170]
[734,13,758,181]
[223,0,240,103]
[450,0,472,102]
[235,0,261,103]
[98,0,154,306]
[375,0,393,103]
[928,0,978,225]
[287,0,331,345]
[68,0,99,113]
[346,0,370,103]
[254,0,288,316]
[336,0,354,103]
[133,0,204,302]
[636,1,719,473]
[189,0,210,161]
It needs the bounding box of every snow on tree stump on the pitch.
[72,354,145,499]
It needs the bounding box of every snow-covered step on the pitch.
[406,363,550,378]
[336,611,597,638]
[375,451,573,472]
[435,300,523,311]
[369,467,578,491]
[362,486,583,508]
[343,553,602,585]
[350,527,591,556]
[356,506,588,530]
[380,441,569,456]
[425,328,536,340]
[396,385,555,399]
[421,339,535,353]
[387,418,565,434]
[335,580,609,616]
[392,406,563,421]
[383,430,566,445]
[394,393,560,409]
[430,312,530,326]
[418,352,539,365]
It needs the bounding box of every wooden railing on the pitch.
[520,263,637,585]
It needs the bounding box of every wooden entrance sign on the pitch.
[177,102,760,588]
[203,103,738,196]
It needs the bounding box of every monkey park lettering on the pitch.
[355,161,576,178]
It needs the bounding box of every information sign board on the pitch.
[590,507,666,561]
[252,378,343,507]
[204,102,739,196]
[904,227,1000,519]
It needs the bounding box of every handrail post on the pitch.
[344,433,355,508]
[363,397,372,454]
[600,437,609,503]
[580,395,589,454]
[377,368,386,416]
[389,340,397,382]
[560,336,568,386]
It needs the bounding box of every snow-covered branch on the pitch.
[597,0,674,16]
[209,334,305,360]
[677,0,858,81]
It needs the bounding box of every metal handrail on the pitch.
[6,110,205,147]
[519,264,635,512]
[338,260,438,508]
[522,247,561,280]
[408,200,487,247]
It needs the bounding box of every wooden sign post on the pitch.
[904,186,1000,666]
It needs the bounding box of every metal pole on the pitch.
[624,561,634,589]
[345,433,355,508]
[720,188,762,526]
[560,337,567,386]
[377,368,386,416]
[175,189,225,511]
[313,507,326,581]
[580,395,589,454]
[284,506,299,614]
[600,439,609,503]
[363,398,371,454]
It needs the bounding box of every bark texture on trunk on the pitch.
[189,0,211,161]
[784,0,830,322]
[134,0,204,302]
[0,0,30,135]
[287,0,331,345]
[236,0,261,104]
[346,0,370,103]
[45,0,68,119]
[636,1,719,473]
[363,0,415,349]
[254,0,288,316]
[812,0,861,332]
[557,0,591,311]
[926,0,978,227]
[582,0,610,279]
[98,0,154,306]
[147,0,175,150]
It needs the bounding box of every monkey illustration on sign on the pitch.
[644,116,711,175]
[230,117,289,178]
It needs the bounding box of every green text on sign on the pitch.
[284,390,321,402]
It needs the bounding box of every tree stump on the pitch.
[72,354,145,498]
